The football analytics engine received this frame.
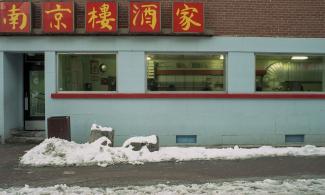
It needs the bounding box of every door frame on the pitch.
[23,54,45,130]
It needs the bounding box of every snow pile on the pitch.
[90,124,113,132]
[20,137,114,167]
[122,135,157,147]
[1,178,325,194]
[20,138,325,167]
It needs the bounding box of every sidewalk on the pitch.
[1,144,325,189]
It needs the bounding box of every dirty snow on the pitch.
[1,178,325,194]
[123,135,157,147]
[20,137,325,167]
[90,124,113,132]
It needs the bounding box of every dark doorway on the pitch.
[24,53,45,130]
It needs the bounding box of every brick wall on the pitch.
[9,0,325,37]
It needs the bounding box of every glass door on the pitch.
[29,70,45,117]
[24,54,45,130]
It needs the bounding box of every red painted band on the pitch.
[51,93,325,99]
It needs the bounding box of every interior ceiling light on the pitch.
[219,55,224,60]
[147,56,151,60]
[291,56,308,60]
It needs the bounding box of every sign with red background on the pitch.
[0,2,31,33]
[42,2,74,33]
[129,2,160,33]
[173,2,204,33]
[86,1,117,33]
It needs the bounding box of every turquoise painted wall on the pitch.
[227,52,255,93]
[117,51,146,93]
[0,53,24,143]
[1,36,325,145]
[45,99,325,145]
[1,36,325,53]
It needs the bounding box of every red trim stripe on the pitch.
[51,93,325,99]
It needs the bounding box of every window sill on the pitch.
[51,93,325,99]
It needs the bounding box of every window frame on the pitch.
[254,53,325,94]
[56,52,118,93]
[145,52,227,93]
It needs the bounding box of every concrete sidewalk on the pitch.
[1,144,325,188]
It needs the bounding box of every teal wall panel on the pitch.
[1,37,325,53]
[45,99,325,146]
[2,53,24,142]
[305,134,325,145]
[117,51,146,93]
[1,36,325,145]
[44,52,57,138]
[221,134,283,145]
[227,52,255,93]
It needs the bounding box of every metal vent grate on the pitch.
[285,135,305,143]
[176,135,197,144]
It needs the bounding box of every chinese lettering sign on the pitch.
[0,2,31,33]
[42,2,74,33]
[173,2,204,33]
[86,2,117,33]
[1,1,206,35]
[129,2,160,33]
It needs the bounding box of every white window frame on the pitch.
[56,52,118,93]
[145,52,227,93]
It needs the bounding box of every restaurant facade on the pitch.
[1,0,325,146]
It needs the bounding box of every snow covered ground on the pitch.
[1,178,325,194]
[91,124,113,132]
[20,137,325,167]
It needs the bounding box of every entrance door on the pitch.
[24,54,45,130]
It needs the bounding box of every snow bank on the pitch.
[91,124,113,132]
[122,135,157,147]
[20,138,325,167]
[20,137,114,167]
[1,179,325,194]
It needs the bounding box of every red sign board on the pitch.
[0,2,31,33]
[173,2,204,33]
[42,2,74,33]
[86,2,117,33]
[129,2,160,33]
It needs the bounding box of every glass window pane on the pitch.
[29,71,45,116]
[58,54,116,91]
[147,54,225,91]
[256,55,325,92]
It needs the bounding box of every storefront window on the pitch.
[256,55,325,92]
[58,54,116,92]
[147,54,225,91]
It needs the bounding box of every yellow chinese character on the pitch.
[87,7,98,28]
[3,4,27,30]
[88,3,115,30]
[45,4,71,30]
[176,4,201,31]
[132,4,157,30]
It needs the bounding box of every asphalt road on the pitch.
[1,144,325,188]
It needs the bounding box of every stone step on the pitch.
[6,129,46,144]
[5,136,45,144]
[11,130,45,138]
